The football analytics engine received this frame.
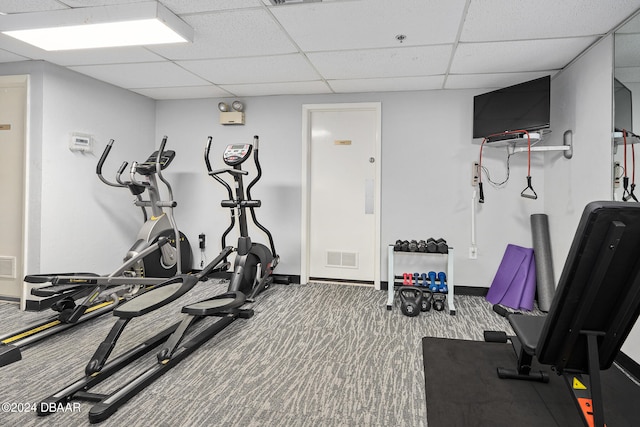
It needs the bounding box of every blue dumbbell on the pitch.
[437,271,448,293]
[428,271,438,292]
[420,272,429,287]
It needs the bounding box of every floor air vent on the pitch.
[326,251,358,269]
[0,256,16,279]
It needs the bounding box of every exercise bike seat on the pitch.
[114,274,199,319]
[182,291,245,316]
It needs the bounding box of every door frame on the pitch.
[0,74,29,304]
[300,102,382,289]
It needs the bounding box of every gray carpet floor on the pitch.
[0,282,514,426]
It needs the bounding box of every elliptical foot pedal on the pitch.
[238,309,254,319]
[0,344,21,367]
[182,291,245,316]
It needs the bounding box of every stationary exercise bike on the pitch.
[0,136,192,368]
[38,135,279,423]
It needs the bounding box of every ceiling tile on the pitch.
[0,0,68,13]
[0,48,27,62]
[451,37,598,74]
[58,0,263,12]
[461,0,640,42]
[178,54,320,84]
[220,81,332,97]
[131,85,232,100]
[146,9,297,60]
[69,62,209,88]
[308,45,452,80]
[445,71,559,90]
[158,0,263,14]
[41,47,167,67]
[271,0,467,51]
[328,75,444,93]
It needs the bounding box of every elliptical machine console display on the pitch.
[223,144,252,166]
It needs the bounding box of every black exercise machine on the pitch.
[485,201,640,427]
[0,137,192,368]
[38,135,279,423]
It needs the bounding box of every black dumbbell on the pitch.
[426,238,437,253]
[401,240,410,251]
[394,240,403,251]
[436,238,448,254]
[417,240,427,252]
[409,240,418,252]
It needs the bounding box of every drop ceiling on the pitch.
[1,0,639,100]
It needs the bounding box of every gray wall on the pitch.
[0,61,156,275]
[155,90,546,288]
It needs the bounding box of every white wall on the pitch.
[37,64,157,274]
[545,35,640,366]
[155,90,545,288]
[0,61,157,276]
[545,37,615,272]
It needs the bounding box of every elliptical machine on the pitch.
[0,136,192,368]
[37,135,279,423]
[205,135,279,299]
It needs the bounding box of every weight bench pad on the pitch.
[508,315,547,355]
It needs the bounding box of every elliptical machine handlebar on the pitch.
[204,135,278,260]
[97,139,125,188]
[209,168,249,177]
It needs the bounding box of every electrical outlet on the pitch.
[469,246,478,259]
[614,162,621,188]
[471,162,479,187]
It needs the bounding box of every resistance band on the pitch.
[477,130,537,203]
[622,130,638,202]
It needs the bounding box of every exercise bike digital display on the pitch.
[223,144,252,166]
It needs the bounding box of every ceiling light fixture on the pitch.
[0,1,193,51]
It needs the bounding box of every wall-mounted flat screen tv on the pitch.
[473,75,551,139]
[614,78,633,133]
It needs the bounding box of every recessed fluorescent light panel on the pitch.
[0,1,193,51]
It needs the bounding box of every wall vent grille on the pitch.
[0,256,16,279]
[326,251,358,269]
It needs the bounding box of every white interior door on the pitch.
[0,76,27,301]
[302,103,381,286]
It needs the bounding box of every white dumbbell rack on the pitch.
[386,244,456,315]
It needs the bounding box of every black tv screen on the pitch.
[614,78,632,133]
[473,76,551,139]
